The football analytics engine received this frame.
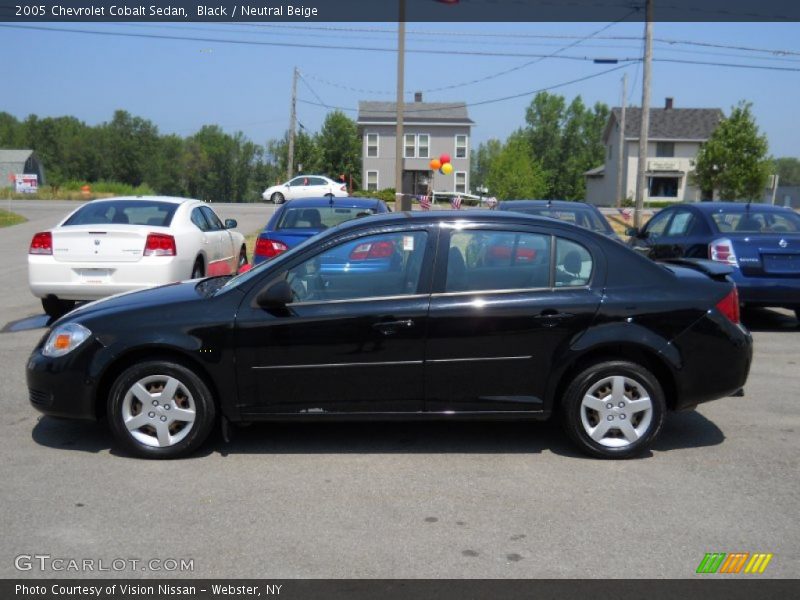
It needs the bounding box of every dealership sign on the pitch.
[15,174,38,193]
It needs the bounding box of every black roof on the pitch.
[497,200,597,210]
[607,107,724,141]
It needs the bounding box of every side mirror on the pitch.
[625,227,638,237]
[224,219,237,229]
[256,279,293,308]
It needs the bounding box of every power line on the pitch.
[297,71,333,110]
[0,23,641,61]
[298,63,633,114]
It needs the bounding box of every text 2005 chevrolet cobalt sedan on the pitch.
[27,211,752,459]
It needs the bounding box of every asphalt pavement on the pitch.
[0,200,798,579]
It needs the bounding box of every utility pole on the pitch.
[634,0,653,228]
[287,66,298,181]
[395,0,408,211]
[616,72,627,208]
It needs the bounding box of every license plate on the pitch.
[762,254,800,274]
[78,269,112,284]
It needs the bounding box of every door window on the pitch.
[642,210,672,240]
[555,238,593,287]
[285,231,428,303]
[191,207,211,232]
[666,210,695,236]
[200,206,224,231]
[446,230,551,292]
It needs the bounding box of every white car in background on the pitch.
[262,175,349,204]
[28,196,247,318]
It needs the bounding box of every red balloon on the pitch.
[439,153,451,164]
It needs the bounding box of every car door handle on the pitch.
[533,311,574,326]
[372,319,415,335]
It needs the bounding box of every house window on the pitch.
[366,133,378,158]
[455,135,468,159]
[418,134,430,159]
[404,134,416,158]
[366,171,379,191]
[455,171,467,194]
[656,142,675,157]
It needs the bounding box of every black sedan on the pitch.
[497,199,618,239]
[627,201,800,320]
[27,211,752,459]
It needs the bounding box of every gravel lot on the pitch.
[0,200,798,579]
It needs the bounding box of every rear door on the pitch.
[646,207,710,259]
[199,206,234,274]
[424,224,604,413]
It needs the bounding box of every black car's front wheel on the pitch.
[561,360,665,459]
[107,361,216,459]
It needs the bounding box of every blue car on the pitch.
[628,201,800,320]
[253,196,390,265]
[497,200,618,239]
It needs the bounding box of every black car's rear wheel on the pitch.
[561,360,665,459]
[107,361,216,459]
[41,296,76,319]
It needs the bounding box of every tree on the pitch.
[693,102,770,200]
[773,157,800,186]
[486,133,547,200]
[316,111,360,183]
[523,92,609,199]
[266,129,321,182]
[471,138,503,192]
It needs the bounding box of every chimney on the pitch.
[665,97,674,110]
[414,91,423,103]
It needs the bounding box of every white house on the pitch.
[585,98,723,206]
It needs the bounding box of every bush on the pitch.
[351,188,396,204]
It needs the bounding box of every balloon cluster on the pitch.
[429,154,453,175]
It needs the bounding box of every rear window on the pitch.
[277,206,377,230]
[63,200,178,227]
[710,209,800,233]
[507,206,610,234]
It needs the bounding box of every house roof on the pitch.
[0,149,35,164]
[604,107,724,142]
[357,101,473,124]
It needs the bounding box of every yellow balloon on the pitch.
[441,162,453,175]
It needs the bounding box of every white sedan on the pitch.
[262,175,349,204]
[28,196,247,318]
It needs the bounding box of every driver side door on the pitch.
[234,226,437,415]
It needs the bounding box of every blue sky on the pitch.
[1,21,798,156]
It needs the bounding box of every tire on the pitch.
[560,360,666,459]
[191,259,204,279]
[236,247,248,273]
[107,361,216,459]
[271,192,285,205]
[41,296,76,319]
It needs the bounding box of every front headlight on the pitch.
[42,323,92,358]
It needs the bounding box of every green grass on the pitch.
[0,208,26,227]
[0,181,154,201]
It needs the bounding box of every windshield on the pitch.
[509,207,610,234]
[710,208,800,233]
[277,206,377,230]
[63,200,178,227]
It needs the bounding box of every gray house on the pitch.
[357,94,474,197]
[585,98,723,206]
[0,149,46,189]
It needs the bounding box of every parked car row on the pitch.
[26,200,754,460]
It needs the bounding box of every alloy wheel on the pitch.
[579,375,653,448]
[121,375,196,448]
